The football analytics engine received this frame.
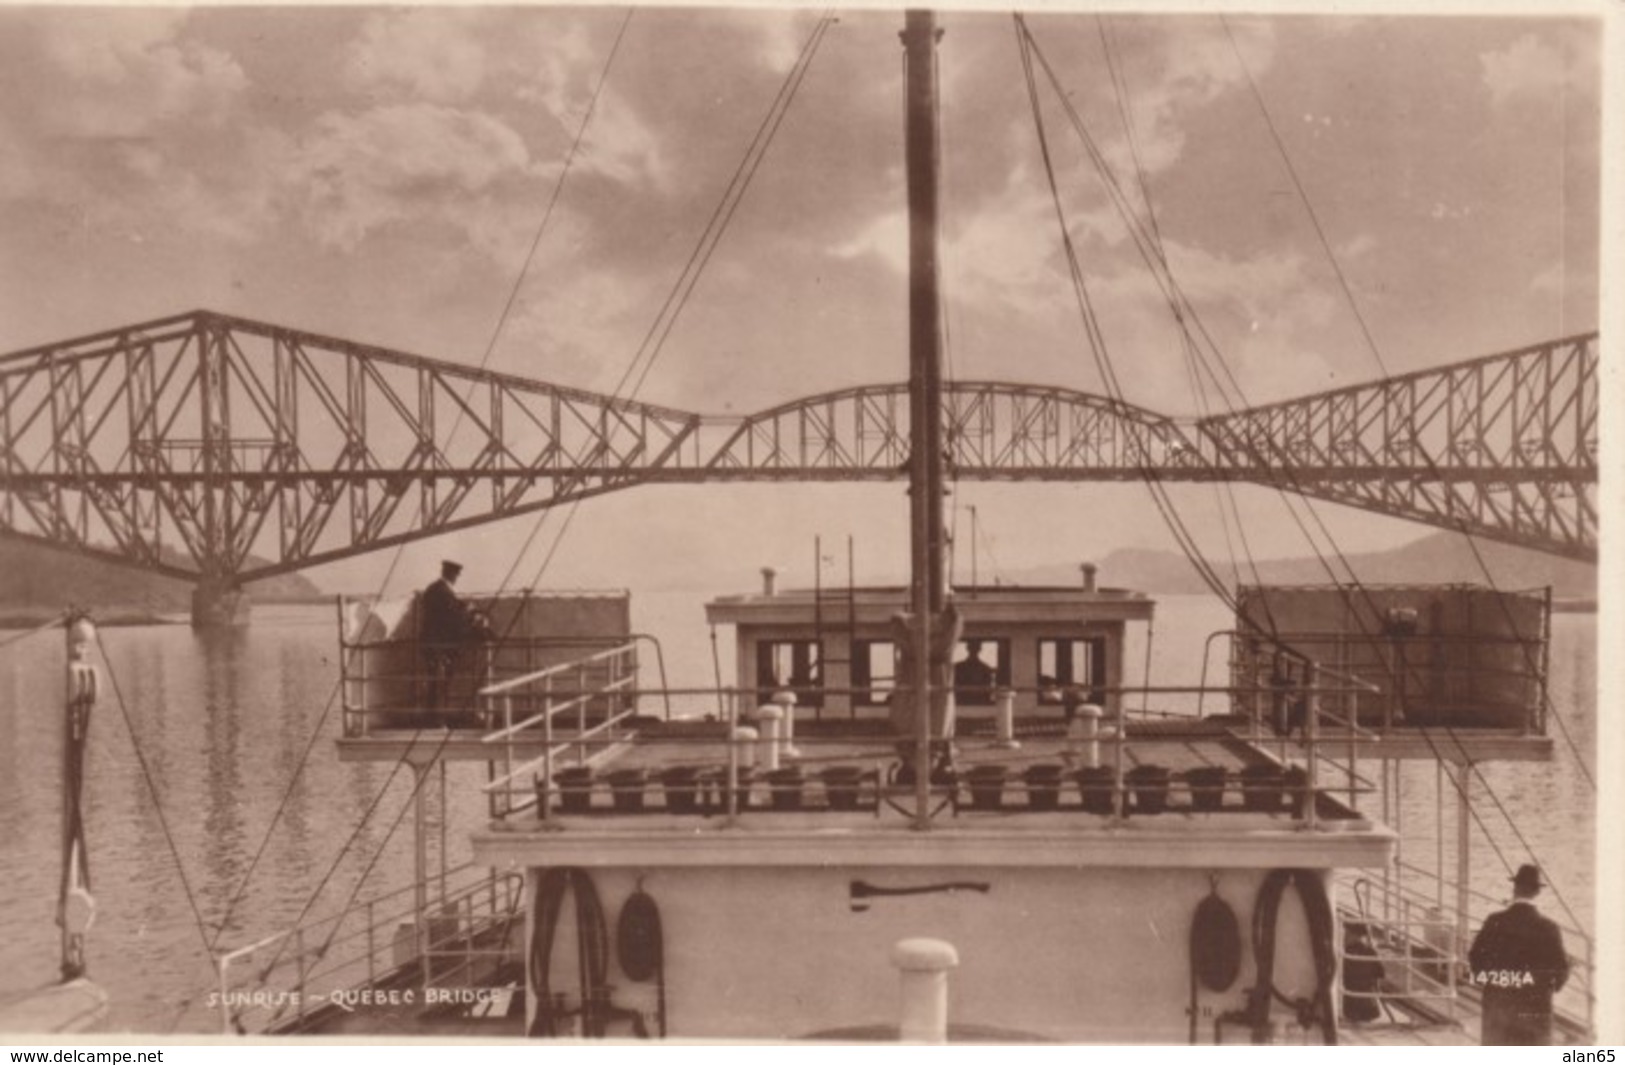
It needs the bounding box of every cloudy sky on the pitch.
[0,5,1604,594]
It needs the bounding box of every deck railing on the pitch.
[1384,860,1590,1032]
[1216,625,1547,735]
[1339,862,1593,1035]
[334,592,663,738]
[483,678,1382,828]
[479,639,674,820]
[214,862,525,1035]
[1339,874,1463,1022]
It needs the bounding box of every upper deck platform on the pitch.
[469,715,1394,872]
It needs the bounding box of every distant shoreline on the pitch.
[1552,597,1598,614]
[0,590,1597,629]
[0,596,343,630]
[0,610,188,630]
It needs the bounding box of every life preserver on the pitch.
[1190,887,1242,992]
[616,886,667,1036]
[527,868,610,1037]
[1245,868,1339,1044]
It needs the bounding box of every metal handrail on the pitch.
[215,863,523,1034]
[478,641,638,698]
[482,674,636,742]
[1373,861,1594,1031]
[481,703,1377,824]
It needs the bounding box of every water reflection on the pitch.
[198,627,248,930]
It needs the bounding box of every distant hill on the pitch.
[0,538,322,614]
[999,531,1596,598]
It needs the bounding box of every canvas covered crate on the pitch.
[1231,584,1547,731]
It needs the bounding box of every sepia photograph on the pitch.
[0,1,1610,1048]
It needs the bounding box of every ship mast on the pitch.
[902,9,952,824]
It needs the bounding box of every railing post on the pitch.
[540,677,554,825]
[726,694,744,823]
[413,763,431,993]
[1454,762,1472,962]
[1305,663,1318,830]
[502,693,514,817]
[577,660,588,762]
[1348,691,1358,810]
[1585,936,1594,1032]
[218,954,232,1035]
[438,760,449,907]
[1113,699,1125,820]
[1249,644,1262,742]
[1436,761,1446,915]
[294,926,307,1020]
[1445,905,1458,1017]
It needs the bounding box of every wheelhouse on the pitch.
[704,569,1155,726]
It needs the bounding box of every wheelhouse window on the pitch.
[851,640,895,706]
[756,639,823,708]
[952,638,1010,705]
[1038,636,1107,706]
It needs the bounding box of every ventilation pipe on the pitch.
[893,938,958,1043]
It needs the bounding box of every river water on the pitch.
[0,593,1596,1034]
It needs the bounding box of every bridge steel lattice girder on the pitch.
[0,312,1599,586]
[0,310,699,584]
[1195,332,1597,562]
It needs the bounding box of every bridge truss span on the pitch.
[0,312,1599,606]
[1196,333,1598,562]
[696,381,1209,480]
[0,311,699,582]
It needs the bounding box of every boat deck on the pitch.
[499,715,1362,819]
[471,716,1395,873]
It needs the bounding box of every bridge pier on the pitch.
[191,577,249,628]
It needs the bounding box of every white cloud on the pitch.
[30,10,245,139]
[1098,19,1277,176]
[1481,34,1577,106]
[1529,261,1565,295]
[1339,233,1378,259]
[497,263,650,392]
[288,104,536,252]
[344,10,489,105]
[576,88,669,189]
[947,185,1073,317]
[0,12,264,243]
[739,11,807,74]
[514,19,596,120]
[830,206,908,274]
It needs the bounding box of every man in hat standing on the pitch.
[422,560,473,709]
[1467,864,1569,1044]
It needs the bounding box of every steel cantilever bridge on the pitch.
[0,310,1598,619]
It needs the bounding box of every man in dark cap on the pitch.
[422,560,473,709]
[1467,864,1569,1044]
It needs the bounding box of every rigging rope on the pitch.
[209,10,641,956]
[251,731,455,1032]
[1095,15,1277,625]
[1219,15,1390,381]
[504,11,838,598]
[1216,15,1594,791]
[1014,17,1240,613]
[622,11,837,401]
[0,611,67,652]
[91,630,218,972]
[1013,14,1591,939]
